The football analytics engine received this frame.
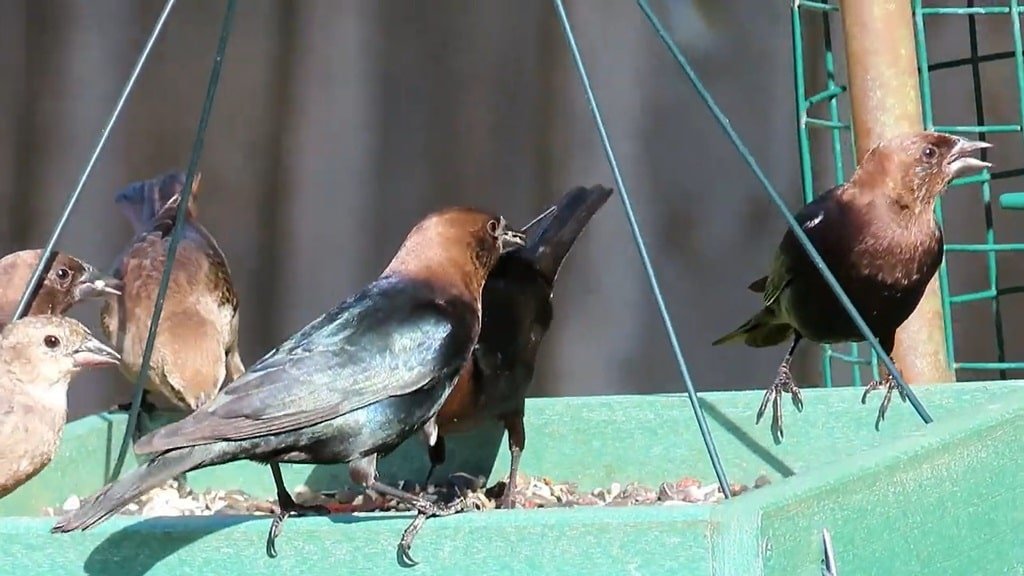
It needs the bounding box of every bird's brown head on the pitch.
[0,316,120,401]
[383,207,527,301]
[0,250,122,317]
[860,131,992,209]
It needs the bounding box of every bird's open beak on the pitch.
[72,338,121,368]
[498,226,528,254]
[947,138,993,177]
[75,268,123,299]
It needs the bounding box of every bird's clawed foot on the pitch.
[265,500,332,559]
[756,364,804,443]
[860,373,907,431]
[395,495,471,566]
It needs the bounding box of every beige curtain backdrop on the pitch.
[0,0,1020,422]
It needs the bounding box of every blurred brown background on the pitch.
[1,0,1022,421]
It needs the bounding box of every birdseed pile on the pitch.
[47,472,772,518]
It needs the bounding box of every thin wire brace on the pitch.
[11,0,177,321]
[109,0,238,482]
[550,0,732,498]
[638,0,934,425]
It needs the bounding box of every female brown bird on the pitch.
[103,171,244,416]
[0,249,122,329]
[713,131,991,440]
[0,316,120,499]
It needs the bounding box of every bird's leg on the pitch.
[381,480,468,567]
[500,413,525,510]
[124,391,161,448]
[265,462,331,559]
[756,334,804,443]
[173,473,191,498]
[424,436,446,488]
[860,338,906,430]
[115,389,157,416]
[225,342,245,383]
[419,417,440,487]
[350,455,467,566]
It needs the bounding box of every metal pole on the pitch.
[838,0,955,385]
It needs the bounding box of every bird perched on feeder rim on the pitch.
[0,249,122,330]
[712,131,992,441]
[425,184,612,509]
[0,316,120,499]
[102,170,244,420]
[53,206,526,566]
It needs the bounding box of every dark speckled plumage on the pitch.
[712,131,993,440]
[52,207,526,561]
[426,185,612,507]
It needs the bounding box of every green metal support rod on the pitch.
[551,0,732,498]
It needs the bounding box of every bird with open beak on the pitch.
[424,185,612,509]
[0,316,120,499]
[0,249,122,330]
[712,131,992,440]
[53,206,526,565]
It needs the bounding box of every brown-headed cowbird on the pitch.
[0,249,122,329]
[0,316,120,499]
[712,132,991,440]
[424,185,612,508]
[53,207,526,564]
[102,171,244,417]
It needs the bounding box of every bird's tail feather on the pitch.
[519,185,613,284]
[51,445,215,533]
[711,308,792,348]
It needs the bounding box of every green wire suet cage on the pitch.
[794,0,1024,388]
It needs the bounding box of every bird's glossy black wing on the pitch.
[135,281,466,451]
[763,185,843,307]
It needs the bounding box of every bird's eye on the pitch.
[921,145,938,161]
[486,219,501,237]
[43,335,60,349]
[55,267,70,281]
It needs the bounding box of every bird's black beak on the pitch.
[497,219,528,254]
[946,137,993,177]
[75,267,123,299]
[72,337,121,368]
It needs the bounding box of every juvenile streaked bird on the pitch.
[424,185,612,509]
[0,249,122,330]
[102,170,244,420]
[53,207,526,565]
[0,316,120,499]
[712,131,992,440]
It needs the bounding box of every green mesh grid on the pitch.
[792,1,1024,387]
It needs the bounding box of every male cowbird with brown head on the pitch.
[0,249,122,329]
[424,185,612,508]
[0,316,120,499]
[102,170,244,420]
[712,132,991,440]
[53,207,526,564]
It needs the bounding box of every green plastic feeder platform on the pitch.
[3,383,1023,575]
